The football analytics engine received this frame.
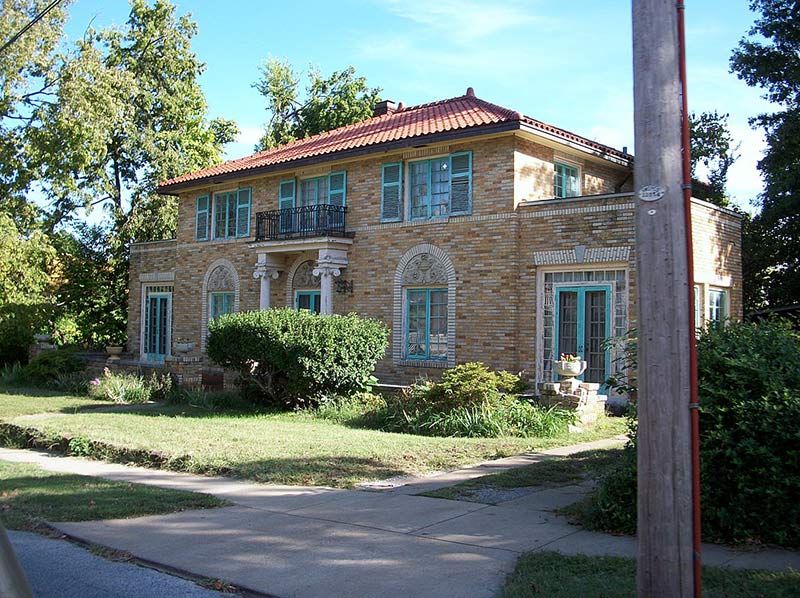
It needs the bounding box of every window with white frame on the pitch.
[708,289,727,324]
[694,285,702,330]
[554,162,580,198]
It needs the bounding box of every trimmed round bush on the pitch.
[23,349,85,383]
[207,308,389,408]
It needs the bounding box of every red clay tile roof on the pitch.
[158,91,631,192]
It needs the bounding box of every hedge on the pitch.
[207,308,388,408]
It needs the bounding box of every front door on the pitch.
[554,286,611,385]
[145,293,171,362]
[295,291,321,314]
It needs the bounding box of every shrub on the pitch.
[89,369,151,404]
[0,303,49,366]
[207,308,389,408]
[22,350,85,383]
[377,363,569,438]
[584,320,800,547]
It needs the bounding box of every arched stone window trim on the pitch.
[201,259,240,351]
[393,244,456,367]
[285,256,320,306]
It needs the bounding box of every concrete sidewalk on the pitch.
[2,442,799,598]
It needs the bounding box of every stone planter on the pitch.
[554,360,587,378]
[174,342,195,354]
[105,345,123,360]
[34,333,52,343]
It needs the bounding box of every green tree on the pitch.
[731,0,800,308]
[0,0,70,229]
[254,60,381,150]
[0,213,57,363]
[32,0,237,240]
[689,111,740,207]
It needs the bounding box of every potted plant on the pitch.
[174,337,195,353]
[554,353,587,378]
[105,333,126,359]
[34,332,52,343]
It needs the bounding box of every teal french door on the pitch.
[295,291,321,314]
[554,286,612,385]
[145,293,171,362]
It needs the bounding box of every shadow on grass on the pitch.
[0,469,227,531]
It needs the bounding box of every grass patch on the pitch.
[423,447,625,501]
[501,551,800,598]
[0,459,227,531]
[0,386,627,488]
[0,387,106,419]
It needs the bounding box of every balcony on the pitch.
[255,204,354,242]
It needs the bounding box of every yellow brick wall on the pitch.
[130,131,742,384]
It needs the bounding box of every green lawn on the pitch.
[423,447,625,501]
[0,388,627,487]
[501,552,800,598]
[0,387,106,419]
[0,459,227,531]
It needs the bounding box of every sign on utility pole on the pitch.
[632,1,695,596]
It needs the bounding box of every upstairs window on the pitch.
[289,171,347,208]
[407,151,472,220]
[213,188,251,239]
[195,195,209,241]
[554,162,580,198]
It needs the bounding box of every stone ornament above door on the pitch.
[402,253,448,285]
[533,245,631,266]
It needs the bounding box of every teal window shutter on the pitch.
[236,188,251,237]
[381,163,403,222]
[279,179,296,210]
[449,151,472,215]
[328,171,346,206]
[195,195,209,241]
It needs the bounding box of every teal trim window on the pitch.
[195,195,210,241]
[554,162,579,198]
[213,188,251,239]
[292,171,347,208]
[406,288,448,360]
[708,289,726,323]
[408,151,472,220]
[210,292,235,321]
[295,290,321,314]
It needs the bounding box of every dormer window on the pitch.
[554,162,580,198]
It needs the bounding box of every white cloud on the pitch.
[725,122,765,209]
[374,0,550,43]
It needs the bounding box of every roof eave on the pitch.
[157,121,521,194]
[519,122,633,167]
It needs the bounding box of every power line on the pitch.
[0,0,64,56]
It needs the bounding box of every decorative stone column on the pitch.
[313,249,348,315]
[253,254,282,310]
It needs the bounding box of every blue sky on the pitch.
[62,0,772,211]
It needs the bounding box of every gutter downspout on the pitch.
[677,2,702,597]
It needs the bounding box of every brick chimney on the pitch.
[373,100,397,117]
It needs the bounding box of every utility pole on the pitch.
[632,1,695,596]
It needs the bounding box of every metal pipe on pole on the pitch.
[632,0,696,596]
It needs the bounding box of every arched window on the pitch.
[201,259,240,351]
[393,245,456,367]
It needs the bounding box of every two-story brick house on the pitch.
[127,89,742,390]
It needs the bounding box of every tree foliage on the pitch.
[31,0,237,240]
[254,59,381,150]
[0,0,70,228]
[689,111,740,206]
[731,0,800,308]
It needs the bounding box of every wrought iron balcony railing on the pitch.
[255,204,353,241]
